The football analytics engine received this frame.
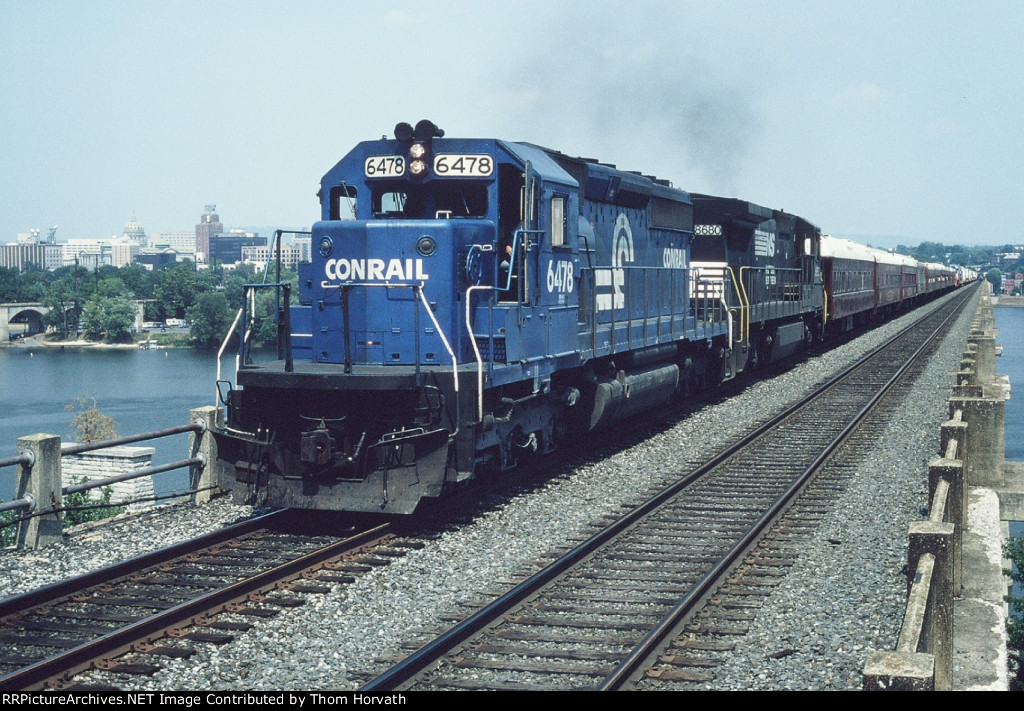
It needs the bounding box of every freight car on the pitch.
[211,122,963,514]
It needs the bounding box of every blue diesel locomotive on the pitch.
[212,121,927,514]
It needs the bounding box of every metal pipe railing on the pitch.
[62,456,205,496]
[61,421,204,456]
[0,452,33,470]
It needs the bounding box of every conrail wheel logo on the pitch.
[596,213,634,311]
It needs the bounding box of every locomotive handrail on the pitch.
[466,284,491,423]
[242,285,258,365]
[415,283,459,406]
[579,264,738,353]
[497,228,543,295]
[729,264,747,346]
[737,265,752,344]
[214,279,294,408]
[737,265,805,345]
[239,281,293,366]
[214,228,305,403]
[216,306,245,407]
[318,280,460,433]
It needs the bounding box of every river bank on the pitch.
[3,334,189,349]
[994,295,1024,307]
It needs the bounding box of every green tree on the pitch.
[79,297,105,340]
[15,269,52,302]
[1005,537,1024,688]
[80,293,137,343]
[196,266,221,292]
[187,290,234,349]
[948,250,973,267]
[154,262,200,320]
[94,276,128,298]
[0,266,19,302]
[915,241,947,261]
[223,273,247,310]
[117,263,152,301]
[987,268,1002,292]
[41,275,80,338]
[101,295,138,342]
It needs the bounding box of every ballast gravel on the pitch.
[0,290,979,690]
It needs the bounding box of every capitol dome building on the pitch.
[123,215,146,242]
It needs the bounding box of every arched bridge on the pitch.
[0,303,50,341]
[2,301,146,341]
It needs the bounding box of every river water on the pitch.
[0,345,232,501]
[996,306,1024,572]
[996,306,1024,462]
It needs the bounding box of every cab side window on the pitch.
[550,196,565,247]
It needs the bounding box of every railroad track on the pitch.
[0,510,413,690]
[360,289,975,691]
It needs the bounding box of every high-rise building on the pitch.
[241,242,306,270]
[111,237,141,268]
[0,243,62,272]
[61,239,113,267]
[210,231,265,265]
[195,205,223,263]
[150,232,197,256]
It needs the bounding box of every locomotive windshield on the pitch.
[371,181,489,219]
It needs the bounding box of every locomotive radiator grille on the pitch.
[474,336,507,363]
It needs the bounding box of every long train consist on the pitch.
[211,121,974,514]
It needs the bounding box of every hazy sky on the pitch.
[2,1,1021,248]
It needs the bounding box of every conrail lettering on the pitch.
[324,258,429,282]
[662,247,687,268]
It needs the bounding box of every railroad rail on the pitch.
[0,510,404,690]
[360,288,975,691]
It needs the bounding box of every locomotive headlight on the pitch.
[417,235,437,256]
[409,143,427,159]
[409,159,426,175]
[318,236,333,258]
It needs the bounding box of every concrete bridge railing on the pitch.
[1,406,222,549]
[863,282,1008,690]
